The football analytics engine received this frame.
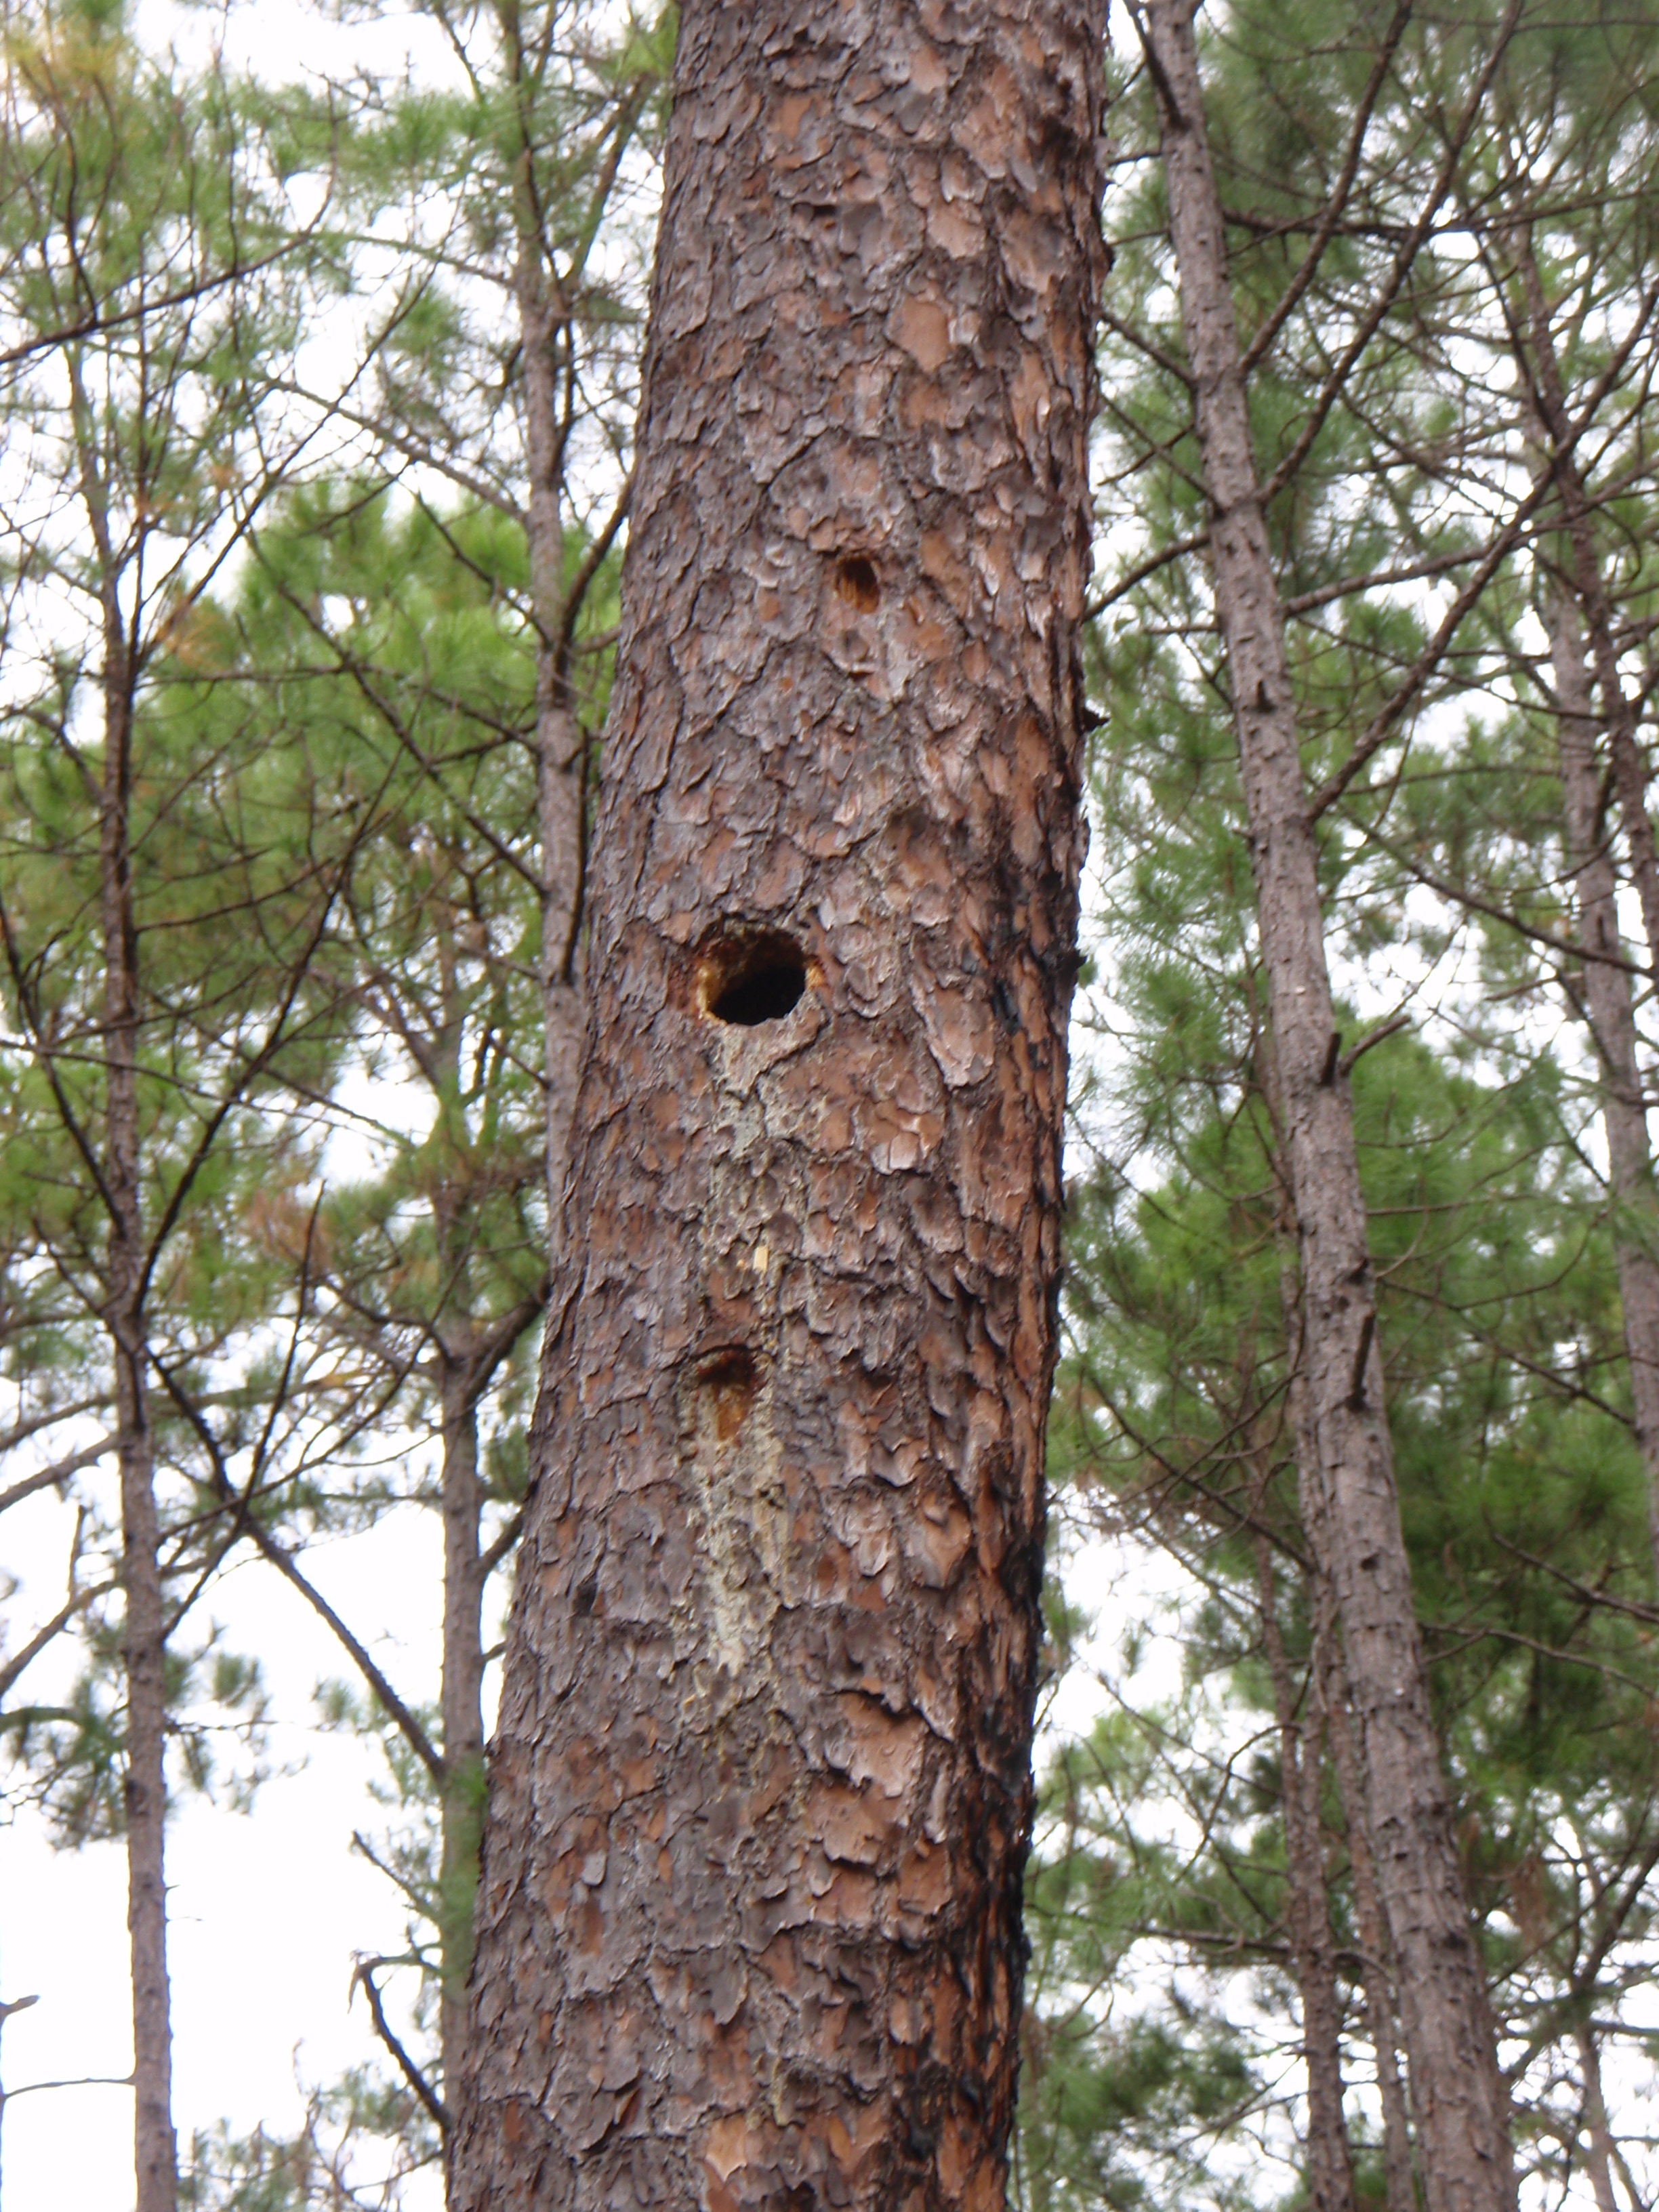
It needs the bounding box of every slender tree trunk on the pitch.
[1284,1233,1416,2212]
[516,245,588,1202]
[1319,1583,1419,2212]
[453,2,1108,2203]
[498,1,590,1204]
[1515,235,1659,992]
[1277,1242,1412,2212]
[1575,2022,1622,2212]
[102,619,177,2212]
[1538,582,1659,1568]
[1139,12,1512,2211]
[499,0,645,1206]
[0,1992,39,2211]
[1257,1540,1357,2212]
[1515,242,1659,1577]
[438,1362,486,2115]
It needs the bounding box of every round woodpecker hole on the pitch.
[697,1347,758,1443]
[697,930,809,1028]
[834,555,880,613]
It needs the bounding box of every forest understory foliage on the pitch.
[4,1,1659,2209]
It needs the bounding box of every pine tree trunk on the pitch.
[1517,243,1659,1578]
[1515,238,1659,996]
[518,249,588,1200]
[102,619,178,2212]
[1288,1251,1415,2212]
[438,1366,487,2116]
[1538,583,1659,1568]
[1575,2024,1622,2212]
[1256,1541,1356,2212]
[452,3,1107,2203]
[1318,1584,1418,2212]
[1139,10,1512,2211]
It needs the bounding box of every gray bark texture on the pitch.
[1139,9,1513,2212]
[440,1374,487,2109]
[1515,238,1659,1005]
[1575,2024,1622,2212]
[1256,1541,1356,2212]
[1517,241,1659,1578]
[101,614,178,2212]
[1539,583,1659,1570]
[452,3,1108,2206]
[1316,1580,1418,2212]
[517,233,590,1202]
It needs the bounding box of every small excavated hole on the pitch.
[699,930,808,1027]
[698,1347,758,1444]
[834,555,880,613]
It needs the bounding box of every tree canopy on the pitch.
[7,2,1659,2209]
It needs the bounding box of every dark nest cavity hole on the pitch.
[834,554,880,612]
[699,930,809,1027]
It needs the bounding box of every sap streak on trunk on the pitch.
[453,3,1107,2206]
[1139,9,1513,2212]
[1539,583,1659,1574]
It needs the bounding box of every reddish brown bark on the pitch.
[1137,9,1513,2212]
[452,2,1107,2204]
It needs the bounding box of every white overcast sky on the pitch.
[6,3,1644,2207]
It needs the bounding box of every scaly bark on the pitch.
[1538,581,1659,1572]
[452,1,1108,2203]
[1257,1540,1357,2212]
[1139,10,1513,2211]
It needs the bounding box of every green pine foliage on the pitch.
[9,2,1659,2207]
